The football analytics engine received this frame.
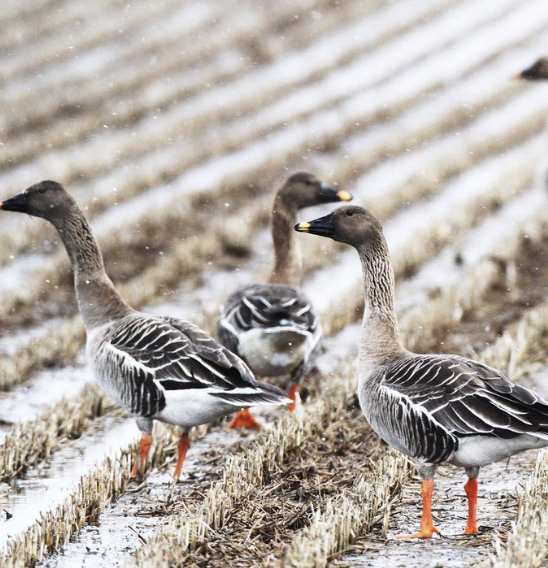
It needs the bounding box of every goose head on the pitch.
[515,57,548,81]
[276,171,352,211]
[0,180,73,221]
[294,205,383,249]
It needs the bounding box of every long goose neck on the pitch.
[357,236,403,366]
[268,196,302,286]
[51,206,132,329]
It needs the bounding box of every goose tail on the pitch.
[211,381,291,407]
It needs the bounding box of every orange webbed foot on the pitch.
[287,384,301,412]
[394,478,441,539]
[394,526,441,539]
[227,408,262,430]
[463,525,479,536]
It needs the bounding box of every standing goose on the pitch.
[218,172,351,428]
[0,181,289,480]
[295,205,548,538]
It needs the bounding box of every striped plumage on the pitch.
[362,354,548,468]
[218,283,321,383]
[295,205,548,538]
[218,172,351,423]
[89,313,285,427]
[0,181,289,481]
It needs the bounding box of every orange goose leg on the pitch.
[130,433,153,478]
[227,408,262,430]
[287,384,301,412]
[173,432,190,481]
[464,477,479,535]
[395,479,441,538]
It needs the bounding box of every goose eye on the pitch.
[345,210,354,217]
[38,187,48,194]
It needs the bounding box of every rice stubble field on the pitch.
[1,0,548,566]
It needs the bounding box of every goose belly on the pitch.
[450,434,548,468]
[238,327,313,376]
[156,389,236,429]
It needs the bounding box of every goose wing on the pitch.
[218,283,320,351]
[103,314,285,417]
[383,354,548,440]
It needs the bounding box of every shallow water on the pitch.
[0,417,136,551]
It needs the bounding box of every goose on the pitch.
[217,172,352,428]
[295,205,548,538]
[515,57,548,81]
[515,58,548,191]
[0,181,289,480]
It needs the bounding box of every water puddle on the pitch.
[0,417,136,551]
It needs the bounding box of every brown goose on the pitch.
[217,172,351,428]
[295,205,548,538]
[0,181,289,480]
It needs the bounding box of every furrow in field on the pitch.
[0,0,385,140]
[0,0,530,212]
[0,0,476,158]
[0,0,472,192]
[0,37,545,335]
[0,114,540,396]
[0,0,117,55]
[0,0,64,32]
[0,0,191,84]
[0,178,540,564]
[0,173,541,562]
[0,0,144,61]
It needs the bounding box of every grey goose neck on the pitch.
[269,194,302,287]
[51,201,132,329]
[356,234,403,367]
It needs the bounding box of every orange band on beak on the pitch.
[337,190,352,201]
[297,222,310,232]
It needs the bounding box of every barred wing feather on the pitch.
[383,355,548,441]
[218,283,320,350]
[102,314,284,417]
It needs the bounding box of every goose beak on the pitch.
[294,212,335,237]
[0,192,29,213]
[318,183,353,203]
[515,65,542,81]
[513,71,524,80]
[336,190,353,201]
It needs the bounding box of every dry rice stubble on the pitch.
[1,201,544,567]
[0,163,541,487]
